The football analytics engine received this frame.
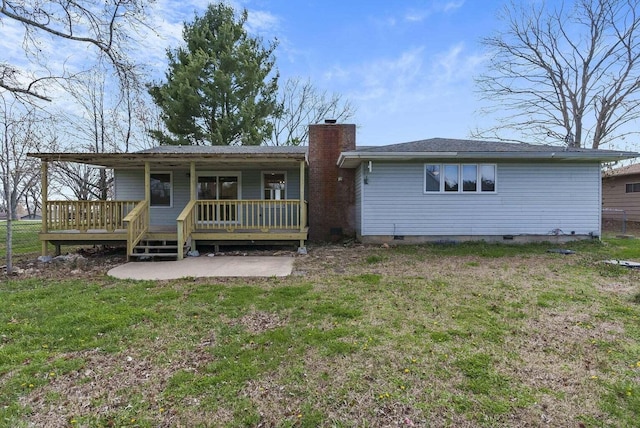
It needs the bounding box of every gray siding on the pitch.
[360,162,602,237]
[355,164,362,235]
[114,169,190,226]
[114,167,302,226]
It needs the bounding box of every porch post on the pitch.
[144,161,150,219]
[190,161,197,252]
[190,162,196,200]
[299,160,306,235]
[41,161,48,256]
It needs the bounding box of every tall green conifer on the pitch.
[149,3,280,145]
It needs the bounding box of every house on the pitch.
[337,135,637,243]
[28,122,638,259]
[29,146,310,260]
[602,163,640,223]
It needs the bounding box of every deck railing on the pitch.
[123,200,149,259]
[45,200,140,232]
[194,199,303,231]
[176,199,197,260]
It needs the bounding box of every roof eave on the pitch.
[337,150,639,168]
[28,151,308,168]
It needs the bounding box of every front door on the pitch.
[196,174,240,223]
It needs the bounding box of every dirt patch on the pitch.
[224,308,287,334]
[19,337,217,427]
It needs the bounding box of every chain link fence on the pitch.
[1,221,42,271]
[601,208,640,235]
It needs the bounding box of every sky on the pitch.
[152,0,498,146]
[1,1,537,147]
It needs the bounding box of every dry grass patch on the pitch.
[3,241,640,426]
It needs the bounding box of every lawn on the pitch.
[0,221,42,256]
[1,239,639,427]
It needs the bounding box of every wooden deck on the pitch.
[40,200,308,258]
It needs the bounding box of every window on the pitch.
[626,183,640,193]
[462,165,477,192]
[480,165,496,192]
[150,173,172,207]
[425,165,440,191]
[263,172,286,200]
[425,164,496,193]
[196,173,241,223]
[444,165,459,192]
[197,174,240,200]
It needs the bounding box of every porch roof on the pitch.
[28,146,308,169]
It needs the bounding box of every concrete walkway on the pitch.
[107,256,294,280]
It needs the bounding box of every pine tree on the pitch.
[148,3,280,146]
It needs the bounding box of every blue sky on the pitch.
[170,0,500,146]
[2,0,518,146]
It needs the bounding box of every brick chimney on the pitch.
[308,121,356,241]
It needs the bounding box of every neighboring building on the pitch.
[602,163,640,223]
[28,122,638,259]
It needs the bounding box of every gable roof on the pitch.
[338,138,638,168]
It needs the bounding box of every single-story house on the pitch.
[28,122,638,259]
[602,163,640,223]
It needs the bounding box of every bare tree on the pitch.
[474,0,640,149]
[1,95,51,273]
[269,77,356,146]
[54,68,121,200]
[0,97,48,219]
[51,162,111,200]
[0,0,151,101]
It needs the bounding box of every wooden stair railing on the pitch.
[123,200,149,261]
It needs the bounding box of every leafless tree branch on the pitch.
[475,0,640,149]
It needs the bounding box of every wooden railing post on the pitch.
[123,200,149,261]
[41,161,49,256]
[176,199,197,261]
[300,160,307,232]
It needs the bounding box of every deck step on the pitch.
[130,252,180,258]
[130,239,189,261]
[134,245,179,250]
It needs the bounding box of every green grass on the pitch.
[0,221,42,255]
[1,238,640,426]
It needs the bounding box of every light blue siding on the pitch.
[114,167,302,226]
[359,162,602,237]
[355,164,362,234]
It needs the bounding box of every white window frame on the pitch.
[424,163,497,194]
[150,171,173,208]
[262,171,287,200]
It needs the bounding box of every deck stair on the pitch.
[130,238,189,260]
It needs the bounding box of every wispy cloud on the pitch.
[403,0,465,23]
[431,42,487,88]
[246,9,280,34]
[441,1,465,13]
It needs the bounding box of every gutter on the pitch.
[336,150,639,168]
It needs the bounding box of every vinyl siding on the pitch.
[360,162,602,237]
[114,167,302,226]
[602,173,640,222]
[355,164,362,234]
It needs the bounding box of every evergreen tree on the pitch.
[148,3,280,146]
